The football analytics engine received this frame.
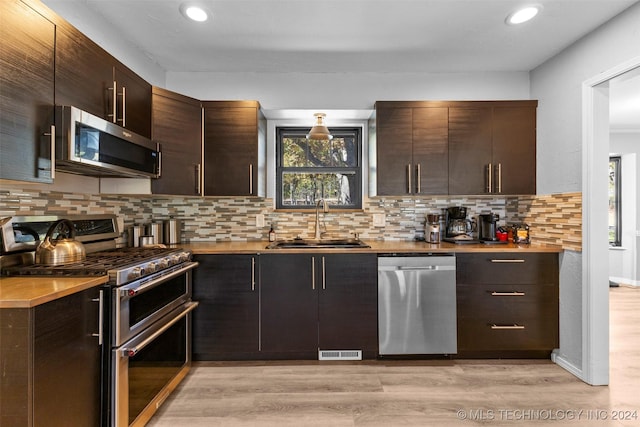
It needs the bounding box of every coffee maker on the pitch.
[477,213,502,243]
[444,207,477,243]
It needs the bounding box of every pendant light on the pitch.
[306,113,333,140]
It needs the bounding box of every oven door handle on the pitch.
[121,301,199,357]
[120,261,198,298]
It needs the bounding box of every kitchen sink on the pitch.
[266,238,370,249]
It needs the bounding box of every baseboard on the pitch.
[551,349,584,380]
[609,276,640,287]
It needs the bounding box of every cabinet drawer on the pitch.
[456,253,558,285]
[457,316,558,351]
[457,283,558,320]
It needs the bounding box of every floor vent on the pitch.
[318,350,362,361]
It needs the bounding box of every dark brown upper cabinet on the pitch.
[373,100,537,196]
[202,101,266,197]
[449,101,537,196]
[55,21,152,138]
[151,87,202,196]
[373,102,449,196]
[0,0,56,183]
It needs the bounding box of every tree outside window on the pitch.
[276,127,362,209]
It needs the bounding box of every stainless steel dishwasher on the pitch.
[378,254,457,355]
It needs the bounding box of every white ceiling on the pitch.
[43,0,640,130]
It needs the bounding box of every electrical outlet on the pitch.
[372,213,386,227]
[256,214,265,228]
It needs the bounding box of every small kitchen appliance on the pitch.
[425,214,441,243]
[443,207,477,244]
[477,213,502,243]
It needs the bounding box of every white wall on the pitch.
[165,71,530,110]
[531,2,640,382]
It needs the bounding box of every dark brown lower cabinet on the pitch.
[456,253,559,358]
[0,287,102,427]
[260,253,378,359]
[192,254,260,360]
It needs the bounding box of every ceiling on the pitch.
[43,0,640,130]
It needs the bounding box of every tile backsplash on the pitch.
[0,187,581,250]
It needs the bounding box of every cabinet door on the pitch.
[413,107,449,195]
[55,21,114,120]
[448,107,493,195]
[151,87,202,195]
[376,107,413,195]
[260,254,318,354]
[492,106,536,195]
[0,0,55,183]
[203,104,258,196]
[192,254,259,360]
[114,63,152,138]
[318,254,378,355]
[33,288,102,426]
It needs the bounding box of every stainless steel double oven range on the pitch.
[0,214,198,427]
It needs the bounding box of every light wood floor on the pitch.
[148,287,640,426]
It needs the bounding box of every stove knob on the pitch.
[170,254,181,265]
[147,262,157,273]
[128,267,142,281]
[158,258,169,269]
[179,252,191,262]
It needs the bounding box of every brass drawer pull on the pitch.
[490,259,525,263]
[491,291,525,296]
[491,324,525,330]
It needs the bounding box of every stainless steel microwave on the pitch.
[55,106,160,178]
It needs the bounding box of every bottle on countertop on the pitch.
[268,224,276,242]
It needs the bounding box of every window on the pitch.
[276,127,362,209]
[609,156,621,246]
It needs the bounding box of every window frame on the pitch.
[275,127,363,210]
[609,156,622,247]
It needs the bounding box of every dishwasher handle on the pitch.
[378,265,456,272]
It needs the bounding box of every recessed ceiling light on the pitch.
[179,3,210,22]
[505,5,542,25]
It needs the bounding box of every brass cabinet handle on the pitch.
[491,291,525,296]
[416,163,421,193]
[251,257,256,291]
[108,81,117,122]
[195,164,201,195]
[322,256,326,290]
[491,324,525,330]
[407,164,412,194]
[249,164,253,195]
[311,256,315,290]
[490,259,525,263]
[43,125,55,179]
[91,290,104,346]
[496,162,502,193]
[119,86,126,127]
[487,163,493,193]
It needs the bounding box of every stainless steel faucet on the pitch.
[314,199,329,240]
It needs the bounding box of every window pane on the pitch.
[281,172,356,207]
[609,157,621,246]
[282,137,308,167]
[307,139,333,167]
[282,136,359,168]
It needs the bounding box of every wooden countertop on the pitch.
[182,240,563,255]
[0,275,108,308]
[0,240,560,308]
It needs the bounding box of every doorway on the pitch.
[583,56,640,385]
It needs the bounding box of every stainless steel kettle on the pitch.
[35,219,86,265]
